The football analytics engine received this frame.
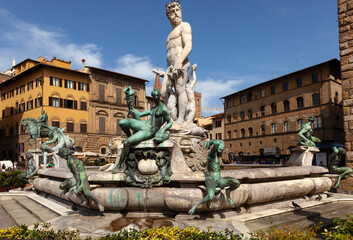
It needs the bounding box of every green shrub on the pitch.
[322,214,353,240]
[249,224,318,240]
[0,170,27,190]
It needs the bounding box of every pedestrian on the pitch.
[2,163,6,172]
[14,162,17,170]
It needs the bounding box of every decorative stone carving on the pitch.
[287,146,319,166]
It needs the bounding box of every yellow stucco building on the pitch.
[0,57,90,160]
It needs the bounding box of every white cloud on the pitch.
[196,77,244,116]
[0,8,102,71]
[113,54,157,80]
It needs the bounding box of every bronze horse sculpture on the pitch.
[21,117,75,167]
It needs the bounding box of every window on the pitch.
[10,107,13,115]
[35,97,42,108]
[271,123,278,134]
[78,82,88,91]
[80,123,87,133]
[261,125,266,135]
[66,122,74,132]
[101,148,107,154]
[52,121,60,128]
[80,101,87,111]
[283,82,288,91]
[241,129,245,138]
[271,103,277,114]
[297,97,304,109]
[27,100,33,110]
[284,121,290,132]
[215,120,222,128]
[49,97,60,107]
[248,110,253,119]
[20,85,25,93]
[50,77,62,87]
[296,78,302,87]
[99,117,105,134]
[16,87,19,95]
[65,80,75,89]
[247,93,252,102]
[312,93,320,106]
[64,99,77,109]
[283,100,290,112]
[2,110,4,118]
[19,103,25,112]
[313,116,322,129]
[99,84,105,102]
[36,77,42,87]
[240,112,245,120]
[297,119,304,130]
[133,95,139,107]
[227,115,231,123]
[27,81,33,90]
[16,102,19,113]
[271,86,275,95]
[209,134,212,140]
[240,95,245,104]
[227,131,231,139]
[248,127,253,137]
[260,89,265,98]
[216,133,222,140]
[116,88,122,105]
[260,106,265,116]
[227,99,231,108]
[312,73,318,83]
[116,119,122,135]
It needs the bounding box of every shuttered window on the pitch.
[99,85,105,102]
[116,88,122,105]
[117,119,122,135]
[80,101,87,111]
[80,123,87,133]
[99,117,105,134]
[66,122,74,132]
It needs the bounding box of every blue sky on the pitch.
[0,1,339,116]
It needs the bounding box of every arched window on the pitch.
[227,115,231,123]
[271,103,277,114]
[234,130,238,138]
[241,128,245,138]
[261,125,266,135]
[297,118,304,130]
[248,110,253,119]
[283,100,290,112]
[297,97,304,109]
[284,121,290,132]
[313,116,322,129]
[240,112,245,120]
[227,131,231,139]
[312,93,320,106]
[260,106,265,116]
[248,127,253,137]
[271,123,278,134]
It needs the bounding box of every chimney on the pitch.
[12,59,15,67]
[82,59,86,68]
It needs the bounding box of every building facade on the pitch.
[338,0,353,164]
[222,59,344,159]
[0,57,147,161]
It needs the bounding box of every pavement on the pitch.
[1,190,353,239]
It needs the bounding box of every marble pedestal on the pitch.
[288,146,320,166]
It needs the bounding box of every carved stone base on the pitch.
[288,146,320,166]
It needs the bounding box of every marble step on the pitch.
[0,198,40,226]
[14,196,59,222]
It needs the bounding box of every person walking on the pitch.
[2,163,6,172]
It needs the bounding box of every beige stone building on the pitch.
[338,0,353,164]
[222,59,344,159]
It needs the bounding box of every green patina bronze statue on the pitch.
[58,147,104,212]
[297,117,321,147]
[18,152,38,180]
[188,140,240,215]
[328,147,353,188]
[113,87,172,173]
